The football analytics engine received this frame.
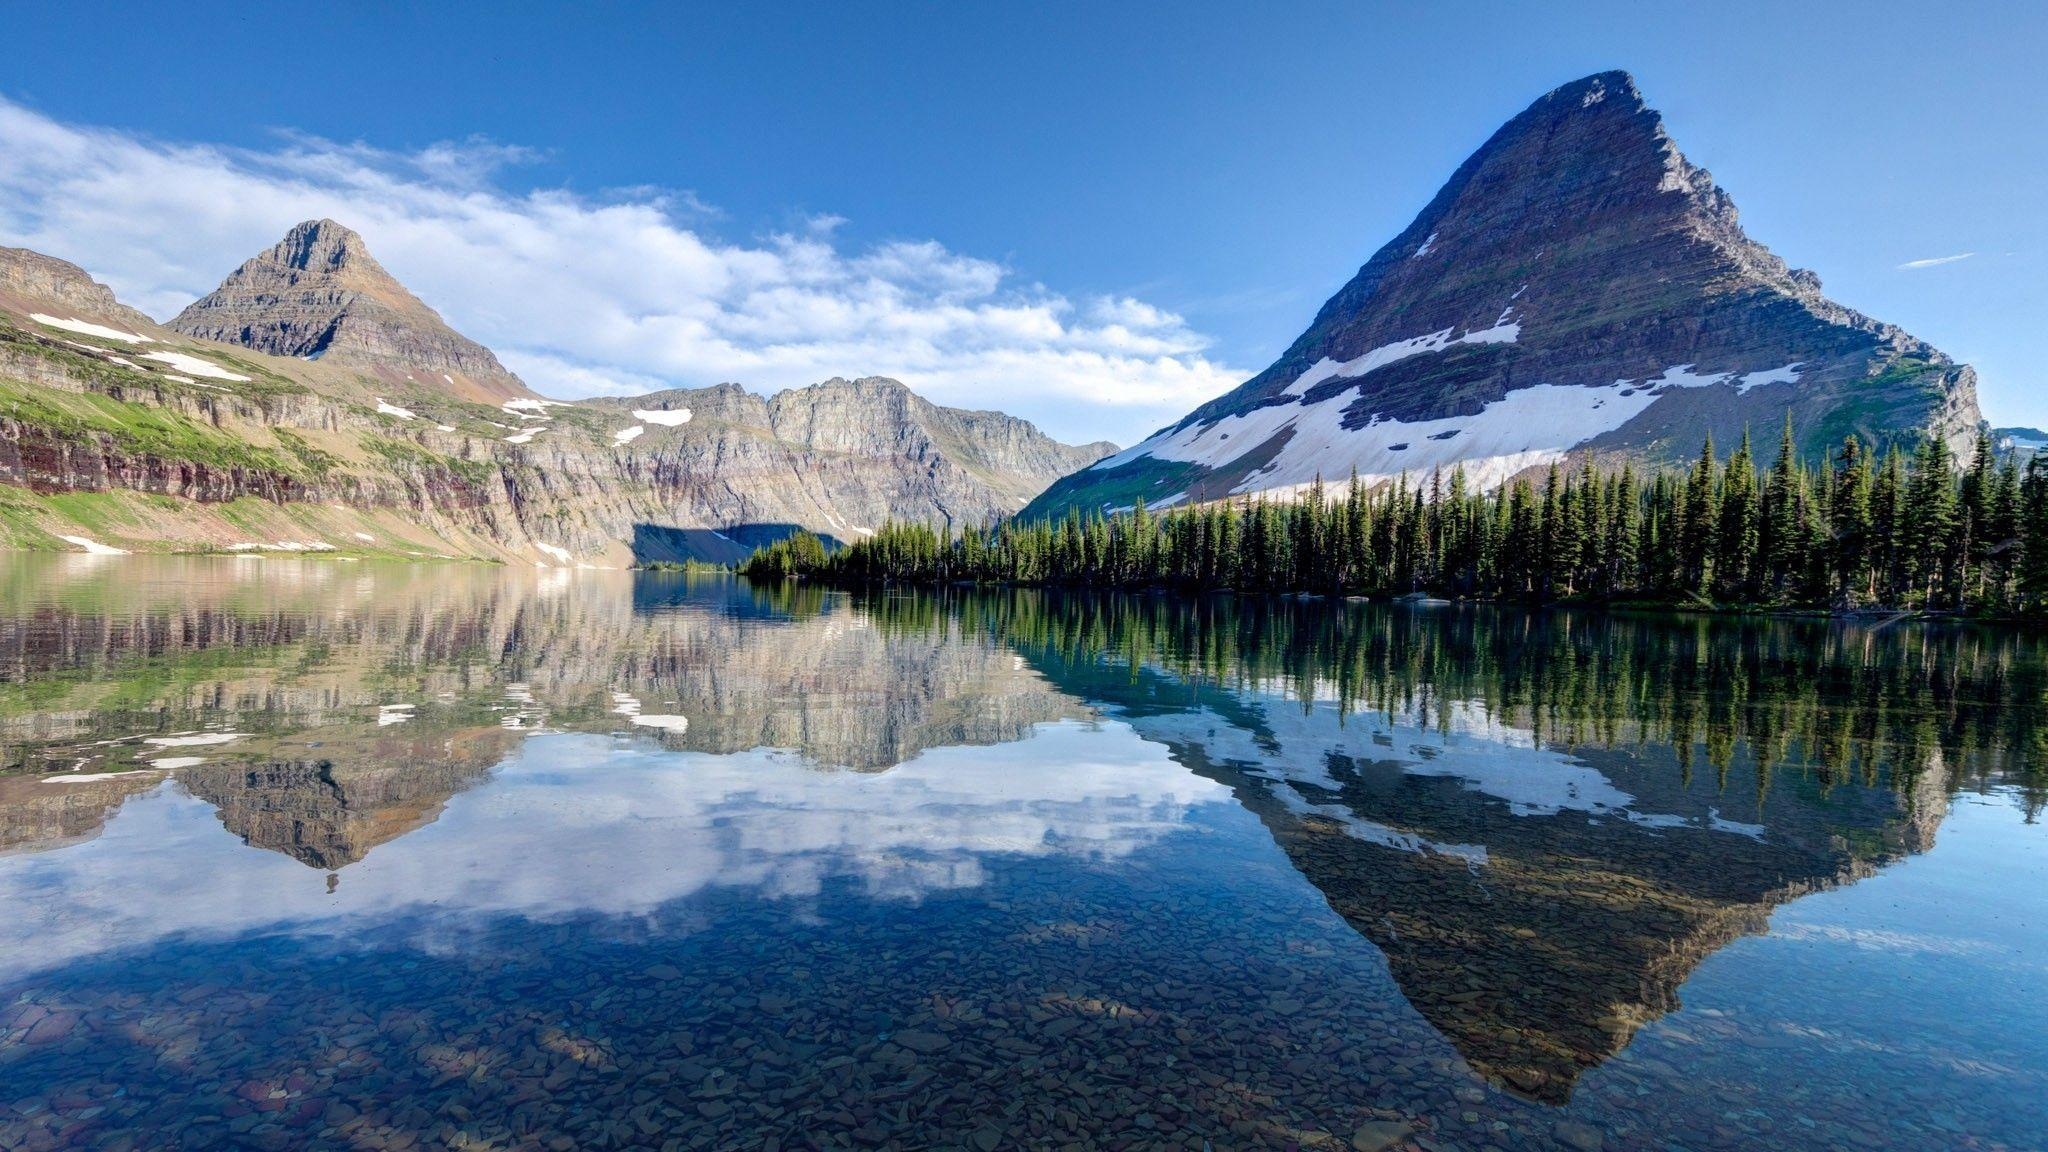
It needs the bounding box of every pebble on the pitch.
[1553,1120,1604,1152]
[1352,1119,1414,1151]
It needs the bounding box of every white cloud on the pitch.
[0,722,1228,981]
[1897,252,1974,270]
[0,99,1245,444]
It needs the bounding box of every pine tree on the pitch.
[1758,416,1802,598]
[1680,435,1718,597]
[2021,457,2048,612]
[1715,430,1760,601]
[1905,437,1958,606]
[1829,437,1872,606]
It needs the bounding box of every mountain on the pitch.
[1995,426,2047,458]
[0,247,160,334]
[0,235,1112,562]
[582,377,1117,556]
[1027,71,1982,519]
[167,219,535,404]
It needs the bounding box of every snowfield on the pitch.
[31,314,151,343]
[1276,317,1522,401]
[1735,363,1802,393]
[613,425,645,444]
[375,398,416,419]
[1102,361,1802,503]
[633,408,692,426]
[139,351,250,381]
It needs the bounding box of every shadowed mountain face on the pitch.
[168,219,536,404]
[1030,71,1982,518]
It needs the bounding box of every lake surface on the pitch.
[0,557,2042,1152]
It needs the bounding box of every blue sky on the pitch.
[5,1,2042,443]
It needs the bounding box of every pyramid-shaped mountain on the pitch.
[168,218,537,403]
[1028,71,1981,518]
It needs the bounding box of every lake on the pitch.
[0,556,2042,1152]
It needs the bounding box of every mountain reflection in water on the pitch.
[0,556,2043,1152]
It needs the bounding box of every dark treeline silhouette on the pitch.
[746,425,2048,616]
[835,586,2048,821]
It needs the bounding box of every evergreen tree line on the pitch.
[840,585,2048,820]
[747,424,2048,616]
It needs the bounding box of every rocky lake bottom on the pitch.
[0,557,2042,1151]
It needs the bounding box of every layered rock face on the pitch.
[573,377,1117,559]
[1030,70,1982,517]
[167,219,535,403]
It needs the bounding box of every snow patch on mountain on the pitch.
[1275,319,1523,401]
[140,351,249,381]
[1736,363,1802,394]
[31,314,152,343]
[57,534,128,555]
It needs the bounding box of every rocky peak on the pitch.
[168,219,537,403]
[269,218,377,274]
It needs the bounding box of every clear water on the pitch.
[0,556,2042,1151]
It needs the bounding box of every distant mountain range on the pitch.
[1026,71,1982,520]
[0,226,1113,562]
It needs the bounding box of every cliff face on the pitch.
[1029,71,1982,518]
[0,241,1113,564]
